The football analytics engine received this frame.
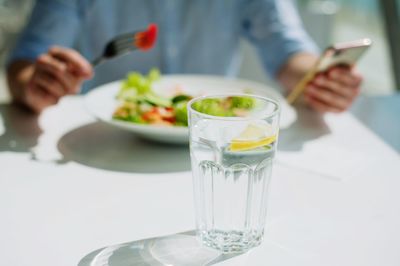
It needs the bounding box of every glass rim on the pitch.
[187,93,280,121]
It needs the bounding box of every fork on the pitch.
[91,23,158,66]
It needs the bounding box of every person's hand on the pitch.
[304,66,362,113]
[25,46,93,112]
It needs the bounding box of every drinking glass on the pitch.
[188,94,280,253]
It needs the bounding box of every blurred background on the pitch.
[0,0,398,101]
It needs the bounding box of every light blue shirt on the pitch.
[9,0,318,92]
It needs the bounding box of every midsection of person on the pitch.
[77,0,243,91]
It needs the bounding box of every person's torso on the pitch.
[78,0,245,91]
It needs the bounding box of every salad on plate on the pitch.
[113,69,258,127]
[113,69,192,126]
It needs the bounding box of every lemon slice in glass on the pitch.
[229,123,277,152]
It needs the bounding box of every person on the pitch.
[7,0,362,114]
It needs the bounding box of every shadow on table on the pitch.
[278,105,331,151]
[57,122,191,173]
[0,103,41,156]
[78,231,243,266]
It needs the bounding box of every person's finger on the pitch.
[62,73,83,94]
[37,63,81,94]
[36,53,78,93]
[304,93,342,113]
[313,75,355,99]
[48,46,93,78]
[37,53,67,74]
[26,82,59,113]
[305,84,350,111]
[327,68,363,88]
[33,70,65,98]
[37,53,85,94]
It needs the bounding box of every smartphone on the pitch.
[287,38,372,104]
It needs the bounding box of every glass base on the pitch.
[200,229,263,253]
[78,231,233,266]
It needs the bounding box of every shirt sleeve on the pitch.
[7,0,81,63]
[241,0,319,78]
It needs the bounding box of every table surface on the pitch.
[1,95,399,266]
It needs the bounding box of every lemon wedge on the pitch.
[229,123,277,152]
[230,136,276,151]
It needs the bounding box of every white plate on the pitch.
[84,75,296,144]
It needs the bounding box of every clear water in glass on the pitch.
[188,95,279,253]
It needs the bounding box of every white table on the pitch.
[1,96,399,266]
